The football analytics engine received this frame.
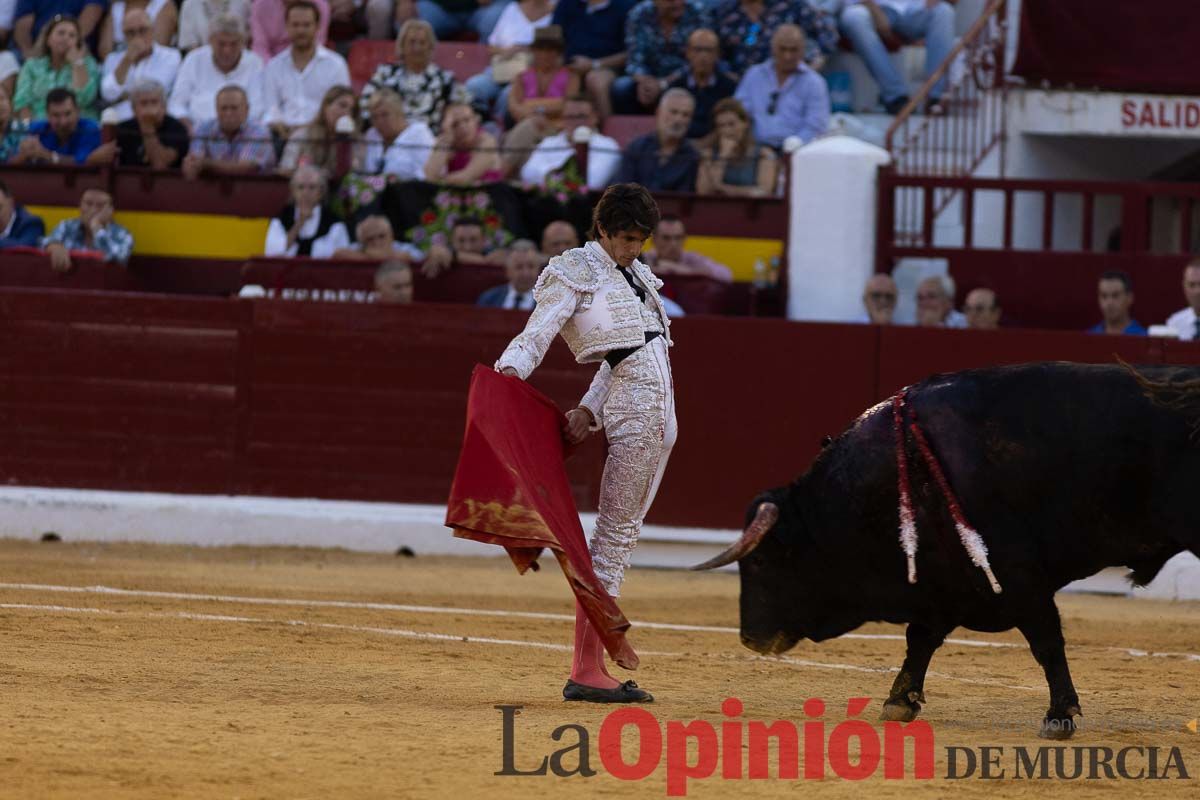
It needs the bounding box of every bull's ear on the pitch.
[820,435,834,449]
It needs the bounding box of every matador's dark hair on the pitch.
[590,183,661,240]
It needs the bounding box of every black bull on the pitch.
[695,362,1200,739]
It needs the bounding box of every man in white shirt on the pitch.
[477,240,542,310]
[518,94,620,191]
[362,87,434,180]
[1164,259,1200,341]
[915,273,966,328]
[261,0,350,140]
[100,8,182,121]
[169,14,265,130]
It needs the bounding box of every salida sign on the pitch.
[495,698,1191,795]
[1120,98,1200,131]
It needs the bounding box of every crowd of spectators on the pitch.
[23,0,1181,325]
[855,263,1200,341]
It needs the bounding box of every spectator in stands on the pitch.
[449,216,505,265]
[734,24,828,149]
[838,0,954,114]
[963,287,1001,331]
[265,163,351,257]
[506,25,578,125]
[0,86,28,163]
[360,19,469,133]
[642,215,732,281]
[615,87,698,191]
[11,87,108,165]
[664,28,735,140]
[251,0,329,61]
[697,97,777,196]
[101,8,183,122]
[332,215,425,261]
[513,93,621,190]
[98,0,179,58]
[554,0,639,121]
[169,15,265,131]
[12,1,104,59]
[615,0,710,116]
[463,0,556,118]
[1089,271,1146,336]
[278,85,358,173]
[391,0,511,42]
[374,259,415,304]
[860,272,896,324]
[0,179,45,249]
[362,88,434,180]
[182,85,276,178]
[262,0,350,143]
[114,79,190,168]
[179,0,251,52]
[0,50,18,101]
[424,102,502,184]
[477,239,541,309]
[1165,259,1200,341]
[13,14,101,120]
[915,273,965,328]
[540,219,579,256]
[42,188,134,269]
[715,0,838,78]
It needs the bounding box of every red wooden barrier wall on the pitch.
[3,289,1200,530]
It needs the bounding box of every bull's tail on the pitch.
[1118,357,1200,441]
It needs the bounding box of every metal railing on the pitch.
[883,0,1009,246]
[876,172,1200,262]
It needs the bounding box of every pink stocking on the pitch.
[569,600,619,688]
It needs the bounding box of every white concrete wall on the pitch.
[788,135,891,321]
[0,486,1194,600]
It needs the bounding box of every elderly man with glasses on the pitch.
[733,23,828,149]
[100,7,181,121]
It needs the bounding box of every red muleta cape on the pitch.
[444,365,639,669]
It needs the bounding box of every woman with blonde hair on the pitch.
[278,84,361,174]
[359,18,468,132]
[13,15,102,120]
[697,97,777,198]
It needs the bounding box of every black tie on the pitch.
[514,292,528,310]
[1193,317,1200,340]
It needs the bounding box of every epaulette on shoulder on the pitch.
[534,247,602,295]
[630,259,664,291]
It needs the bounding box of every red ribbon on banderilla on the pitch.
[892,389,1003,594]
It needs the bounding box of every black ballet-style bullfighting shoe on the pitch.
[562,679,654,703]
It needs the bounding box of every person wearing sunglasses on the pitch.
[733,23,828,149]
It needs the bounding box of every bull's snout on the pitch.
[740,630,798,656]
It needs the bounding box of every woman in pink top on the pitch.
[507,24,578,124]
[424,102,503,185]
[250,0,331,61]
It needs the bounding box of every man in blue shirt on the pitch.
[553,0,640,120]
[13,0,107,58]
[615,87,698,191]
[0,179,46,250]
[10,88,103,165]
[1089,271,1148,336]
[734,24,829,149]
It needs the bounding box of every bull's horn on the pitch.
[691,502,779,570]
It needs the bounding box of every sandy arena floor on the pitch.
[0,538,1197,799]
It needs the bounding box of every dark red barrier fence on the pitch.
[3,289,1199,529]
